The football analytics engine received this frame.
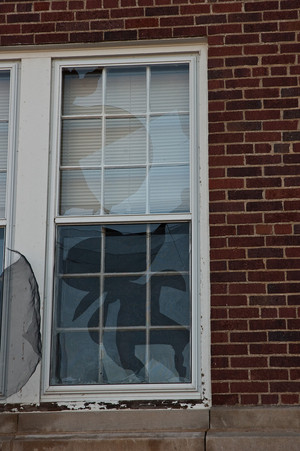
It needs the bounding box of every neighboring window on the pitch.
[44,47,209,402]
[0,65,17,394]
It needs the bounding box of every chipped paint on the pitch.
[0,398,207,413]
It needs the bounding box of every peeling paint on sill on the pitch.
[0,399,208,412]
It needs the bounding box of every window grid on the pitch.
[53,223,191,385]
[59,64,190,217]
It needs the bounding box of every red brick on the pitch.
[91,20,124,31]
[173,26,207,38]
[246,201,282,212]
[227,100,262,111]
[262,54,296,65]
[213,3,242,13]
[227,167,262,177]
[211,295,247,307]
[211,248,246,261]
[211,318,247,330]
[2,34,34,45]
[249,271,285,282]
[250,319,286,330]
[271,382,300,392]
[22,22,55,33]
[281,394,299,404]
[268,259,300,269]
[230,382,268,393]
[212,344,248,355]
[268,283,300,294]
[51,1,68,10]
[71,31,104,44]
[104,29,137,40]
[245,110,280,121]
[139,28,172,39]
[57,21,89,31]
[245,1,279,11]
[251,369,288,380]
[180,4,210,15]
[145,5,178,15]
[34,2,50,11]
[212,369,249,380]
[245,44,278,55]
[237,225,254,235]
[274,224,292,234]
[271,66,287,75]
[280,20,300,31]
[229,307,259,318]
[227,213,263,225]
[249,295,285,305]
[261,394,279,403]
[212,382,230,394]
[0,4,16,13]
[0,24,21,35]
[208,23,242,36]
[280,0,300,8]
[7,13,40,23]
[261,308,277,319]
[213,394,239,405]
[229,260,264,270]
[225,56,259,67]
[279,307,296,318]
[69,1,84,9]
[211,307,228,319]
[41,11,74,21]
[226,78,260,89]
[245,132,281,142]
[88,0,103,7]
[17,3,33,12]
[35,32,68,44]
[250,343,287,354]
[196,14,227,26]
[231,357,267,368]
[264,10,297,20]
[229,284,266,295]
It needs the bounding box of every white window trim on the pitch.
[0,40,210,406]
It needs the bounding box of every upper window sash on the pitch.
[52,55,196,222]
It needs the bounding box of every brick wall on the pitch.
[1,0,300,407]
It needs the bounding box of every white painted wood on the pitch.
[6,57,52,404]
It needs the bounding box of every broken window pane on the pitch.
[51,223,191,385]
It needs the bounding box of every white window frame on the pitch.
[0,62,18,397]
[0,40,209,406]
[43,44,209,404]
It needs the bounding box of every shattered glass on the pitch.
[51,223,190,385]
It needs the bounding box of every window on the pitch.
[0,63,17,395]
[0,41,209,404]
[43,46,209,402]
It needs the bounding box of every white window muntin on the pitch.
[43,49,208,402]
[0,62,18,396]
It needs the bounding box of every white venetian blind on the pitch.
[59,64,190,216]
[0,71,10,218]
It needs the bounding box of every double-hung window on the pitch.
[44,45,209,402]
[0,64,17,395]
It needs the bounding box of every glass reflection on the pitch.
[59,64,190,216]
[51,331,99,385]
[52,223,190,385]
